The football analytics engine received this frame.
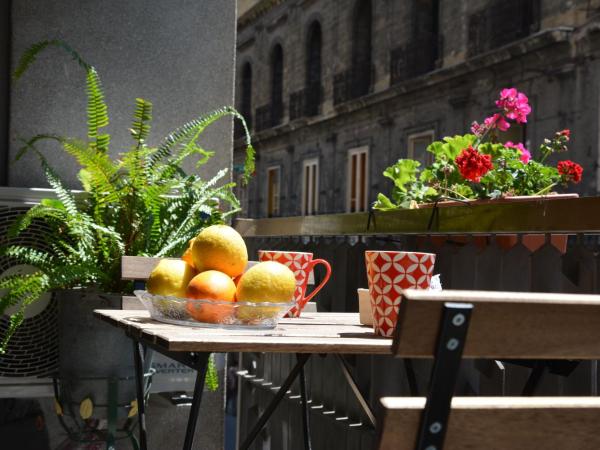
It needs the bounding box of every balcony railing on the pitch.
[254,101,284,132]
[333,65,374,105]
[390,34,439,85]
[289,83,322,121]
[468,0,540,56]
[234,196,600,448]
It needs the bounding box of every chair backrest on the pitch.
[393,289,600,359]
[121,255,162,281]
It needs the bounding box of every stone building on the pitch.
[233,0,600,218]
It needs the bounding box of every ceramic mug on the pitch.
[365,250,436,337]
[258,250,332,317]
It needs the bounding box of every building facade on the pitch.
[234,0,600,218]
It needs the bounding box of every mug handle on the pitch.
[302,259,332,304]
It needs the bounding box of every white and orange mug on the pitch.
[258,250,332,317]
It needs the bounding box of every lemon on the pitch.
[192,225,248,278]
[147,259,196,298]
[236,261,296,322]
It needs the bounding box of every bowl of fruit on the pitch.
[137,225,297,329]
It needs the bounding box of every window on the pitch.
[347,147,369,213]
[266,166,281,217]
[408,130,435,166]
[235,173,248,216]
[351,0,372,97]
[302,159,319,215]
[305,21,322,117]
[271,45,284,126]
[240,63,253,129]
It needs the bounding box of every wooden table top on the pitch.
[94,310,393,354]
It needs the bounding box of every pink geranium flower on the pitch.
[496,88,531,123]
[505,141,531,163]
[484,113,510,132]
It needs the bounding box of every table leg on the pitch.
[239,353,311,450]
[132,340,148,450]
[182,352,210,450]
[298,357,312,450]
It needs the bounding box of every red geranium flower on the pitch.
[557,160,583,184]
[455,146,493,182]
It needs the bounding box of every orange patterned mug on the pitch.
[258,250,332,317]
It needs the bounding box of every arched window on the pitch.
[270,44,284,126]
[240,62,253,130]
[305,21,322,117]
[352,0,372,97]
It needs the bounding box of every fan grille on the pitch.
[0,206,59,377]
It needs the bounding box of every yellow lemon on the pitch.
[236,261,296,322]
[147,259,196,298]
[191,225,248,278]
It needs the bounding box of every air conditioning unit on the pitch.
[0,187,200,398]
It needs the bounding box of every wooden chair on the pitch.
[377,289,600,450]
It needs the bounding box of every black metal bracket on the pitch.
[416,302,473,450]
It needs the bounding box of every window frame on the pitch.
[266,165,281,217]
[407,129,435,165]
[346,146,369,213]
[301,158,319,216]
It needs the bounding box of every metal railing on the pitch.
[235,196,600,449]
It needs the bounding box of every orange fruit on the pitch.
[191,225,248,277]
[181,238,196,269]
[186,270,236,323]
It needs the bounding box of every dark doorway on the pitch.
[351,0,372,98]
[270,44,284,126]
[305,21,322,117]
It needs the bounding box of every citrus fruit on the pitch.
[181,238,196,269]
[236,261,296,322]
[186,270,236,323]
[147,259,196,298]
[191,225,248,277]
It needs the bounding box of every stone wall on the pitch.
[235,0,600,218]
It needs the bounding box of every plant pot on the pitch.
[56,289,138,431]
[420,194,576,254]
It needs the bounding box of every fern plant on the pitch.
[0,40,255,364]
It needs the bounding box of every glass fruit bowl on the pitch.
[134,290,295,329]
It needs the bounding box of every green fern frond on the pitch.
[13,40,91,81]
[0,246,54,270]
[205,354,219,392]
[86,68,110,151]
[131,98,152,146]
[7,204,66,238]
[40,160,79,217]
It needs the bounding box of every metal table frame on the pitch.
[121,319,382,450]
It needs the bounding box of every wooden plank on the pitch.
[378,397,600,450]
[235,196,600,236]
[121,255,162,280]
[394,290,600,359]
[93,310,392,354]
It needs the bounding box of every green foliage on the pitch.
[0,41,255,357]
[375,133,565,211]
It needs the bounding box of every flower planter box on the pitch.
[420,194,578,253]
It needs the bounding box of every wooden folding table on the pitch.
[93,310,392,450]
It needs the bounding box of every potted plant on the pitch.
[374,88,582,210]
[373,88,583,252]
[0,40,254,442]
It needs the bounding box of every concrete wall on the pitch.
[9,0,237,189]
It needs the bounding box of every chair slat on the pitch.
[378,396,600,450]
[393,289,600,359]
[121,256,162,280]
